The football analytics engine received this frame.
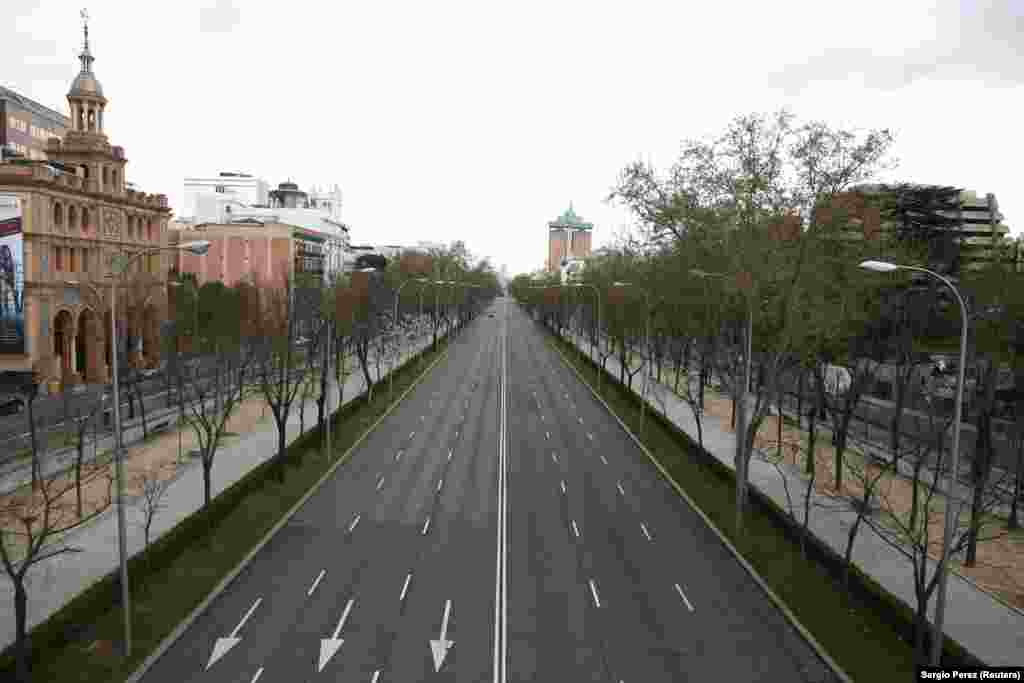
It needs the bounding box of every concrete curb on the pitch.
[544,329,854,683]
[125,339,453,683]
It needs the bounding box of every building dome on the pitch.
[69,71,104,98]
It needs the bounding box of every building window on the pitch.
[69,247,76,273]
[215,185,226,193]
[81,207,90,232]
[54,246,63,272]
[53,202,63,228]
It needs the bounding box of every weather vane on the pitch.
[80,8,90,50]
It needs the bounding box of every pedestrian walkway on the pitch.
[561,328,1024,667]
[0,331,444,653]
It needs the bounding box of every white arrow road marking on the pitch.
[600,455,608,465]
[206,597,262,670]
[560,480,566,494]
[571,519,580,538]
[674,583,695,611]
[348,515,361,533]
[641,523,652,542]
[588,580,601,608]
[376,475,385,491]
[430,599,455,672]
[250,667,264,682]
[318,598,355,672]
[308,570,326,596]
[400,572,413,602]
[616,482,625,497]
[422,515,431,535]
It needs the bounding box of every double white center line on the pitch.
[493,318,509,683]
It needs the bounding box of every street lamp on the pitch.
[859,259,968,666]
[572,283,602,396]
[691,268,754,489]
[102,239,209,657]
[611,281,652,436]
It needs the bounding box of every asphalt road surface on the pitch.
[139,299,838,682]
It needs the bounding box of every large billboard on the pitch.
[0,193,25,354]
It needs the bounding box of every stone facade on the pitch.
[0,17,172,393]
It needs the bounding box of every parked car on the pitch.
[0,396,25,416]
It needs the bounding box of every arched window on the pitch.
[53,202,63,228]
[111,169,118,190]
[102,166,109,188]
[81,207,90,233]
[68,205,78,232]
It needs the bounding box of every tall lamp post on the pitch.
[611,282,652,436]
[691,268,754,468]
[392,277,427,403]
[859,260,969,666]
[100,239,210,657]
[572,283,601,396]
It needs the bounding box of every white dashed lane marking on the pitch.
[674,583,695,611]
[588,579,602,608]
[641,523,652,541]
[616,481,625,496]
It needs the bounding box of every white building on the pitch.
[182,172,269,222]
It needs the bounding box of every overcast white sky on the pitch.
[6,0,1022,277]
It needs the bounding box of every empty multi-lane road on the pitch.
[138,298,838,682]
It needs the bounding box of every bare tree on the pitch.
[134,465,171,550]
[0,469,108,681]
[66,395,105,519]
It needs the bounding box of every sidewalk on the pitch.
[560,327,1024,667]
[0,330,445,653]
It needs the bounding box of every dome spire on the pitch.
[78,8,94,76]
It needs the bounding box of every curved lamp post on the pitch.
[612,281,652,436]
[98,239,210,657]
[859,259,968,666]
[572,282,602,396]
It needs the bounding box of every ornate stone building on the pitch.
[0,17,171,393]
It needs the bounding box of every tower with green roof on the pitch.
[547,202,593,273]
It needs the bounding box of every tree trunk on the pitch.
[796,367,805,430]
[202,458,213,509]
[275,419,288,482]
[966,359,998,567]
[14,576,29,682]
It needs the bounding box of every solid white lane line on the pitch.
[400,573,412,602]
[376,475,385,491]
[588,579,601,608]
[560,480,566,494]
[616,482,625,496]
[641,523,652,542]
[600,455,608,465]
[422,515,431,535]
[251,668,264,682]
[674,583,695,611]
[571,519,580,538]
[348,515,361,533]
[308,570,326,596]
[437,478,443,492]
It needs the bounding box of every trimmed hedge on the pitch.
[546,326,984,669]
